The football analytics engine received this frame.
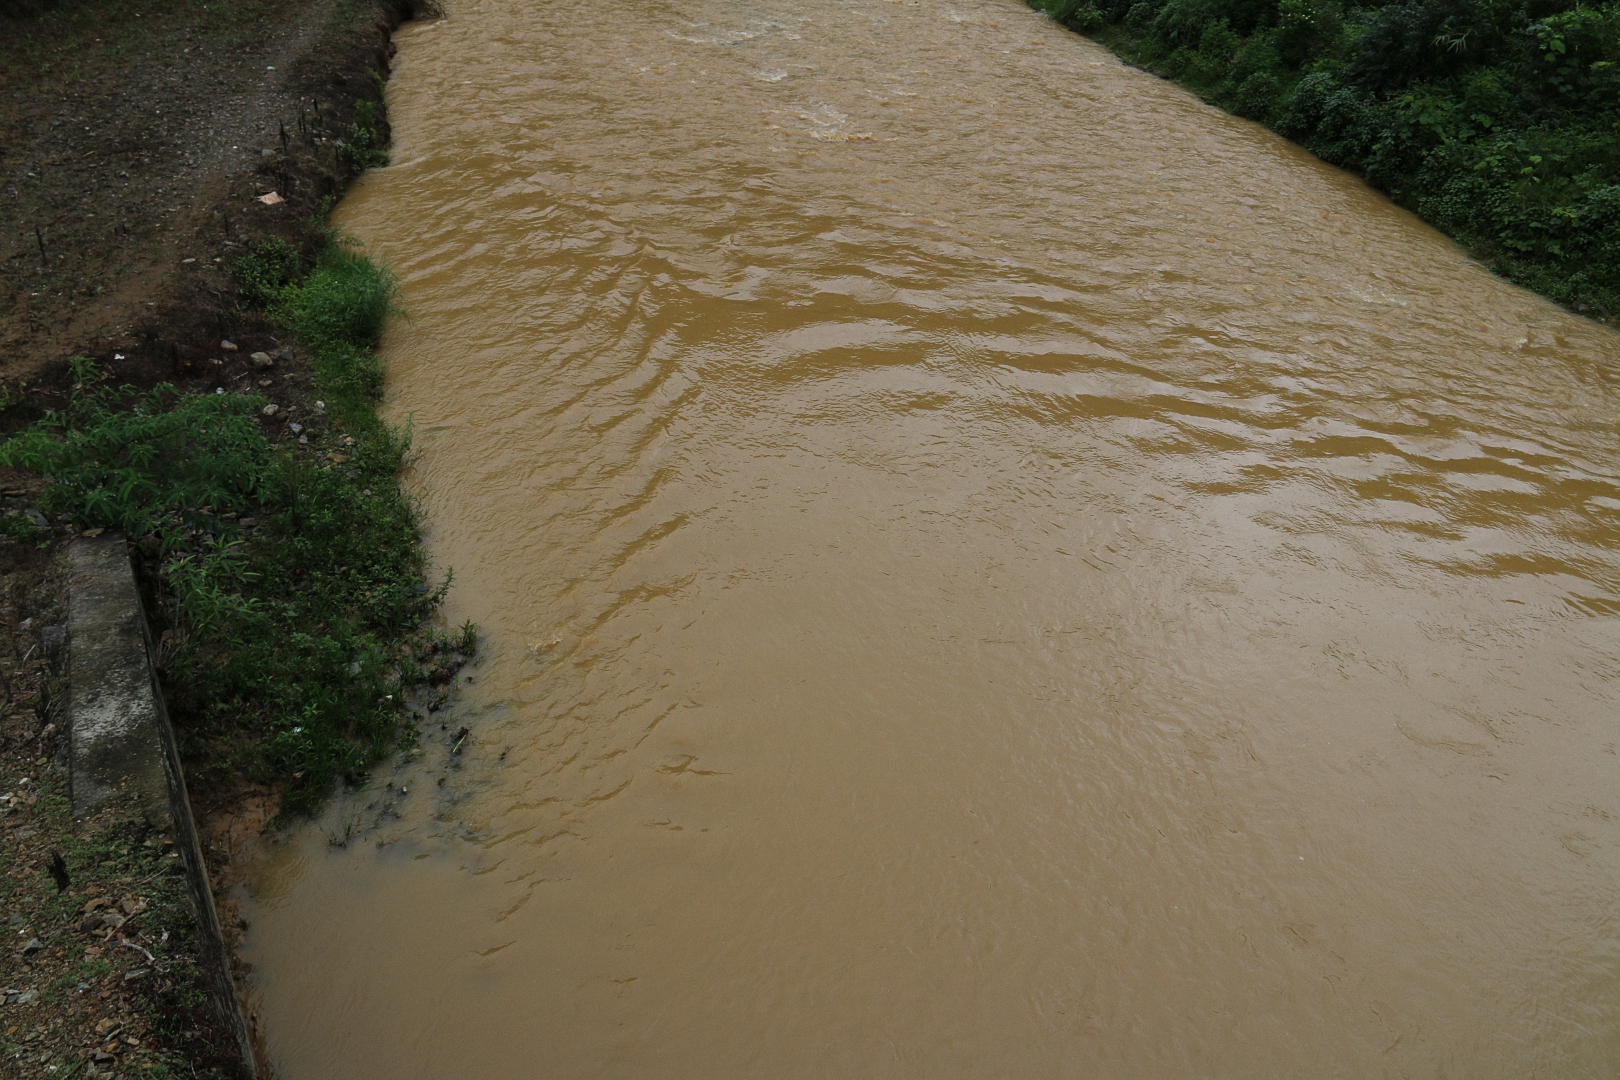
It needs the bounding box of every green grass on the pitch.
[0,236,474,815]
[1031,0,1620,319]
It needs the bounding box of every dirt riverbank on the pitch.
[0,0,417,401]
[0,0,430,1074]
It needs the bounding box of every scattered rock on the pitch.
[220,340,238,351]
[94,1018,121,1036]
[288,422,303,434]
[18,937,41,954]
[258,191,284,206]
[261,404,280,417]
[79,910,125,934]
[7,988,38,1005]
[250,351,274,369]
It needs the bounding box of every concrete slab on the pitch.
[67,533,170,824]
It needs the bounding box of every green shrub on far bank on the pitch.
[0,237,473,816]
[1031,0,1620,318]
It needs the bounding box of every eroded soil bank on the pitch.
[0,0,410,398]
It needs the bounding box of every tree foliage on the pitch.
[1033,0,1620,316]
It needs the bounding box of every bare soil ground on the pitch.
[0,0,410,403]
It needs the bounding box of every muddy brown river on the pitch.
[237,0,1620,1075]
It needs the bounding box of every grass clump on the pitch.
[277,238,397,355]
[0,236,473,816]
[1031,0,1620,318]
[0,363,268,545]
[233,237,304,309]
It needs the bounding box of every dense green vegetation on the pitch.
[0,237,473,814]
[1033,0,1620,317]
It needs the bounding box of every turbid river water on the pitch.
[237,0,1620,1075]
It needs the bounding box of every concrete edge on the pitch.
[66,533,259,1079]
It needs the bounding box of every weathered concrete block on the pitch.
[67,533,170,825]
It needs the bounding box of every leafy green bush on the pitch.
[233,237,303,308]
[338,99,390,173]
[0,511,49,545]
[1031,0,1620,316]
[274,240,398,352]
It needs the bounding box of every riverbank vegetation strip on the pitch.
[0,231,474,817]
[1031,0,1620,319]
